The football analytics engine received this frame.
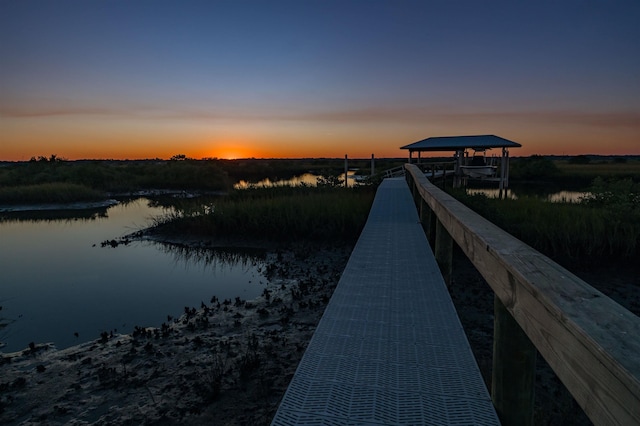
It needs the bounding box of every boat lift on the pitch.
[401,134,522,191]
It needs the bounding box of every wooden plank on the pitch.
[405,164,640,426]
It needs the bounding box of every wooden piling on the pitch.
[344,154,348,188]
[492,294,536,426]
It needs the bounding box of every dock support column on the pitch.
[344,155,348,188]
[505,148,510,188]
[419,199,435,245]
[426,207,436,248]
[434,219,452,286]
[492,295,536,426]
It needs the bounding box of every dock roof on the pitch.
[401,134,521,152]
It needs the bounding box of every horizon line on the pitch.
[2,153,640,163]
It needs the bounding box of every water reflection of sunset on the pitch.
[234,173,320,189]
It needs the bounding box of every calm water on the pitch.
[467,188,590,203]
[234,171,360,189]
[235,173,320,189]
[0,198,266,353]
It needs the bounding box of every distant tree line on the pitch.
[0,156,405,198]
[1,158,231,193]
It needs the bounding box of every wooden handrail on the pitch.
[383,165,405,178]
[404,163,640,426]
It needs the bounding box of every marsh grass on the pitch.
[553,158,640,187]
[0,182,105,204]
[450,181,640,262]
[508,156,640,189]
[556,160,640,178]
[152,185,375,243]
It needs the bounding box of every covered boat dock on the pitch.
[400,134,521,190]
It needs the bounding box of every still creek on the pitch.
[0,198,267,353]
[0,173,589,353]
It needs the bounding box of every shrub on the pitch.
[510,156,561,180]
[0,183,104,204]
[581,177,640,211]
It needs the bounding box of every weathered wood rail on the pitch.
[405,163,640,425]
[384,161,455,183]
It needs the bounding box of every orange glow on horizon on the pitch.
[2,132,639,161]
[3,101,639,161]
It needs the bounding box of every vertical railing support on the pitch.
[426,205,437,248]
[492,294,537,426]
[418,198,432,242]
[434,219,452,286]
[344,154,348,188]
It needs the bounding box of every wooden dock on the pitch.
[271,178,499,425]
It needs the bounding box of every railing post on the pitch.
[404,168,413,196]
[434,219,452,286]
[418,198,429,238]
[492,294,537,426]
[426,204,436,248]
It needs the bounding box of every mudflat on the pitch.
[0,242,352,425]
[2,240,637,425]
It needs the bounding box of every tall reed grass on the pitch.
[556,161,640,179]
[0,183,104,204]
[450,184,640,262]
[152,185,375,242]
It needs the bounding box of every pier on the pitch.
[271,177,499,425]
[272,164,640,425]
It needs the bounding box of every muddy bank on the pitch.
[2,239,637,425]
[0,243,352,425]
[0,200,119,213]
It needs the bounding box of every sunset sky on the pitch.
[1,0,639,160]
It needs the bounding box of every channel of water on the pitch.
[467,188,590,202]
[0,198,267,353]
[0,174,590,353]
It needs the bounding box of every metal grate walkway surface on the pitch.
[271,178,500,425]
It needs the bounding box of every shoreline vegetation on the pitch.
[147,185,376,244]
[1,154,638,205]
[1,155,639,424]
[0,156,404,206]
[449,176,640,264]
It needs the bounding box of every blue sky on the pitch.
[1,0,639,159]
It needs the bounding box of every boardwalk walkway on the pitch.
[271,178,500,425]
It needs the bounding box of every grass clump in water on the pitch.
[153,185,376,243]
